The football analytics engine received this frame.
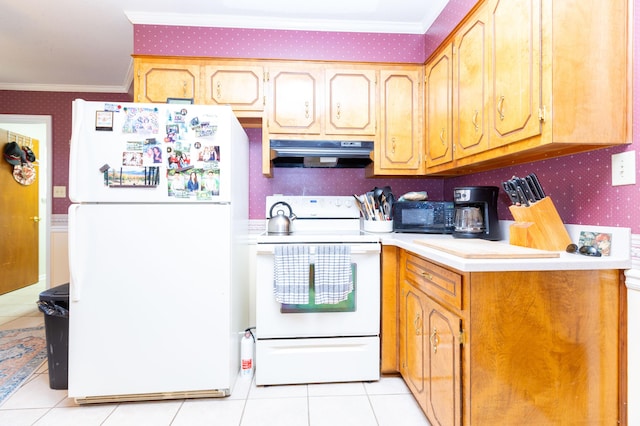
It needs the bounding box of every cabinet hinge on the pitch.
[459,329,466,346]
[538,106,546,122]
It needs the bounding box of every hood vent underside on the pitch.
[270,140,374,168]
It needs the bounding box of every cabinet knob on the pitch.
[31,216,41,223]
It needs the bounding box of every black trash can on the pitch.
[37,283,69,390]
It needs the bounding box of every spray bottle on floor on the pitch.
[241,328,255,377]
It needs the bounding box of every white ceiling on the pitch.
[0,0,448,93]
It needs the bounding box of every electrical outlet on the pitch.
[53,186,66,198]
[611,150,636,186]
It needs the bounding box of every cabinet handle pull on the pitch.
[391,137,396,154]
[421,271,433,281]
[430,327,439,353]
[414,313,422,335]
[336,102,341,120]
[472,110,479,131]
[305,101,310,119]
[216,81,222,99]
[183,81,187,97]
[497,95,505,121]
[439,128,446,145]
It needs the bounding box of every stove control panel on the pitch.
[265,195,359,219]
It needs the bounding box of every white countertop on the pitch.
[377,222,632,272]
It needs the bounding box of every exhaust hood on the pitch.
[270,139,373,168]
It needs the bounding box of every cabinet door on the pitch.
[267,66,322,134]
[376,67,424,174]
[399,280,428,415]
[203,65,264,111]
[426,303,462,426]
[425,45,453,168]
[135,61,200,103]
[454,10,489,159]
[325,68,376,136]
[489,0,542,146]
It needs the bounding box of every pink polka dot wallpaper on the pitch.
[1,0,638,234]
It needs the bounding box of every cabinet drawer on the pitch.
[402,252,462,310]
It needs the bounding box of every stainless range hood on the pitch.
[270,140,373,168]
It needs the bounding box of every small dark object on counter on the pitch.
[566,243,602,257]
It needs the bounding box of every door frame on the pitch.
[0,114,52,288]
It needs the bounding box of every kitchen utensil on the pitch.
[268,201,296,234]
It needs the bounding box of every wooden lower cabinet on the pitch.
[393,249,627,425]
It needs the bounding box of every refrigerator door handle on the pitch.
[68,99,85,203]
[68,204,81,302]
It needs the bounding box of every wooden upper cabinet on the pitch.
[267,65,322,135]
[325,68,376,136]
[488,0,542,146]
[453,8,489,159]
[203,65,264,111]
[425,45,453,169]
[547,0,630,144]
[135,60,200,103]
[374,66,424,175]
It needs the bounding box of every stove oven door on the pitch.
[255,242,381,338]
[255,241,381,385]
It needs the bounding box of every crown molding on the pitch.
[125,11,428,35]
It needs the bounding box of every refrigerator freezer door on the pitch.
[69,99,247,204]
[68,203,238,398]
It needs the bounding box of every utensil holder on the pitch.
[508,197,571,251]
[363,220,393,233]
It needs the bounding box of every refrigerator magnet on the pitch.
[95,111,113,131]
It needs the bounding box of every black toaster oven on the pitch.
[392,201,455,233]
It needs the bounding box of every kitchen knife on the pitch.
[528,173,546,199]
[502,181,520,205]
[513,176,535,203]
[514,185,530,206]
[507,179,528,205]
[524,175,542,200]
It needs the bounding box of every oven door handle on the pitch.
[256,244,380,255]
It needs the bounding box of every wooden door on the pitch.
[426,302,462,426]
[325,68,376,136]
[489,0,542,146]
[0,130,39,295]
[399,280,428,414]
[135,60,200,103]
[454,9,490,159]
[267,66,322,134]
[203,65,264,111]
[425,45,453,168]
[376,67,424,174]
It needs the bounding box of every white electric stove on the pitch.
[255,195,381,386]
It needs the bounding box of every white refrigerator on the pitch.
[67,99,249,404]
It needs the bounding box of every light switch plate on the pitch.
[611,150,636,186]
[53,186,66,198]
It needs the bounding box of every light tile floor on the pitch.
[0,282,431,425]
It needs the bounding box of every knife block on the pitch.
[508,197,571,251]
